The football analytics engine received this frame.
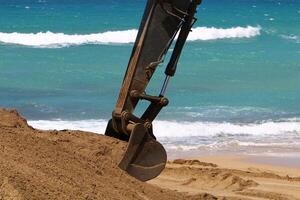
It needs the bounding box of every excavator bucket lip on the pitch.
[105,120,167,181]
[118,124,167,182]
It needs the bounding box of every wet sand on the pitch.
[1,108,300,200]
[249,155,300,169]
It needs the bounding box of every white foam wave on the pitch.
[188,26,261,41]
[166,141,242,151]
[28,118,300,138]
[154,120,300,137]
[28,119,107,134]
[0,30,137,48]
[0,26,261,48]
[165,141,300,151]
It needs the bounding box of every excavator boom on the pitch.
[105,0,201,181]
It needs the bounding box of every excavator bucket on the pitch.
[105,0,200,181]
[105,120,167,181]
[118,124,167,181]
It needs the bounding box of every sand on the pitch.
[1,108,300,200]
[0,108,218,200]
[150,156,300,199]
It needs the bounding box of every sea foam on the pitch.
[0,26,261,48]
[0,30,137,48]
[28,118,300,153]
[28,118,300,137]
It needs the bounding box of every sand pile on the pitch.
[0,108,219,200]
[2,108,300,200]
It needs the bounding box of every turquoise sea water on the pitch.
[1,0,300,155]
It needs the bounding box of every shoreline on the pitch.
[167,150,300,169]
[248,154,300,169]
[194,155,300,176]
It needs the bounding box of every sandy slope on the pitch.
[149,157,300,200]
[1,108,300,200]
[0,108,216,200]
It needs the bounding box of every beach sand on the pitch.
[1,108,300,200]
[150,156,300,200]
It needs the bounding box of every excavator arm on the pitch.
[105,0,201,181]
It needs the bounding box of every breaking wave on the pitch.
[0,26,261,48]
[28,118,300,154]
[0,30,137,48]
[28,118,300,137]
[188,26,261,41]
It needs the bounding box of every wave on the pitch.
[0,30,137,48]
[28,118,300,154]
[28,118,300,138]
[28,119,108,134]
[165,141,300,151]
[0,26,261,48]
[153,119,300,137]
[188,26,261,41]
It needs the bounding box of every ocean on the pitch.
[1,0,300,157]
